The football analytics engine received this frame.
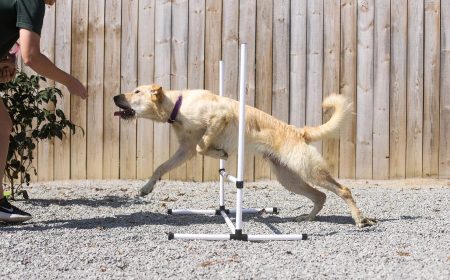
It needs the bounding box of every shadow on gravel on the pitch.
[1,209,380,233]
[24,196,148,208]
[246,215,359,234]
[315,215,356,225]
[0,211,223,232]
[250,214,355,225]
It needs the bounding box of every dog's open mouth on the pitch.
[114,105,135,119]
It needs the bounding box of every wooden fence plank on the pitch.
[406,0,424,178]
[356,0,374,179]
[290,0,307,128]
[37,4,55,181]
[440,1,450,178]
[390,0,407,179]
[154,0,171,179]
[186,0,207,182]
[306,0,323,154]
[87,0,105,179]
[53,0,72,180]
[373,0,390,179]
[120,0,138,179]
[239,0,256,181]
[339,0,357,178]
[323,0,340,177]
[255,0,273,180]
[169,0,188,180]
[272,0,290,179]
[137,0,155,180]
[221,0,239,177]
[202,0,219,181]
[423,0,440,178]
[68,0,89,179]
[103,0,121,179]
[273,0,290,124]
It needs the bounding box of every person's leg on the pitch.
[0,99,32,222]
[0,99,13,199]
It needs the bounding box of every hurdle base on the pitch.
[168,232,307,241]
[167,208,307,242]
[168,207,278,216]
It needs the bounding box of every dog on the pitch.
[113,84,376,228]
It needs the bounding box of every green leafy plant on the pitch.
[0,72,81,200]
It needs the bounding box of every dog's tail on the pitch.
[302,94,351,143]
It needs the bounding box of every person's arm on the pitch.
[19,29,88,99]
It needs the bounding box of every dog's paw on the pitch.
[217,149,228,160]
[139,189,149,197]
[139,185,154,197]
[294,214,316,222]
[356,217,377,228]
[219,154,228,160]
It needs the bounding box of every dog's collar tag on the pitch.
[168,95,183,124]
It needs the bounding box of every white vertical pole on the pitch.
[236,44,247,231]
[219,61,225,207]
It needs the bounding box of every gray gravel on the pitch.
[1,179,449,279]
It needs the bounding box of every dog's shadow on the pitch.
[1,212,353,232]
[2,195,414,233]
[247,214,356,235]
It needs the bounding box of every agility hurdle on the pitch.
[168,44,307,241]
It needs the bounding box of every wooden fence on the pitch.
[30,0,449,181]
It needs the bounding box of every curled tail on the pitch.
[303,94,351,143]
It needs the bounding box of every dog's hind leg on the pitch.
[140,143,195,196]
[269,159,326,222]
[314,172,377,228]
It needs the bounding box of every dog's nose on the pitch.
[113,95,120,104]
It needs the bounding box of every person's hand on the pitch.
[66,77,88,99]
[0,58,16,84]
[0,66,15,83]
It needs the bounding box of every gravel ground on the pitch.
[1,179,449,279]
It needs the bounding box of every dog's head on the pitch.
[113,84,165,120]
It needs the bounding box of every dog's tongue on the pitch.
[114,111,122,116]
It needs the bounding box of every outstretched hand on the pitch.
[66,77,88,99]
[0,58,16,84]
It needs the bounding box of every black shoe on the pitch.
[0,197,32,223]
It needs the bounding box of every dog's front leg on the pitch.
[140,144,195,196]
[196,115,229,155]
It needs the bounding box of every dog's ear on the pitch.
[150,84,164,103]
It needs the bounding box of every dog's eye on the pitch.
[134,90,140,94]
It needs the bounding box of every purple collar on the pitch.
[168,95,182,124]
